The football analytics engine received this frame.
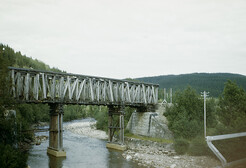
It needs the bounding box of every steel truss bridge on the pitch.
[9,67,158,107]
[8,67,159,157]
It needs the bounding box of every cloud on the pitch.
[0,0,246,78]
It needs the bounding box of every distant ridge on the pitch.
[136,73,246,97]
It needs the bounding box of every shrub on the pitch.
[187,136,210,156]
[0,144,27,168]
[174,138,189,154]
[164,87,206,139]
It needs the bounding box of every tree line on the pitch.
[137,73,246,97]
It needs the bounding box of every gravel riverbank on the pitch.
[64,119,108,140]
[122,137,221,168]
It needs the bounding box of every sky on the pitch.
[0,0,246,79]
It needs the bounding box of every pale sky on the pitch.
[1,0,246,79]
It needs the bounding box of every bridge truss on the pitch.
[8,67,159,156]
[9,67,159,107]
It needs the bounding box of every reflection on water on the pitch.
[28,119,139,168]
[49,155,65,168]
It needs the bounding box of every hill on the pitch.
[137,73,246,97]
[0,44,62,72]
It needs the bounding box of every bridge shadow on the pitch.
[48,154,65,168]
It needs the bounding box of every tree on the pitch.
[0,45,28,168]
[164,86,216,139]
[214,81,246,162]
[217,80,246,133]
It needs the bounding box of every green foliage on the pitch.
[0,117,16,145]
[0,46,28,167]
[164,87,203,139]
[137,73,246,97]
[0,144,27,168]
[164,87,216,139]
[0,44,58,125]
[94,107,108,131]
[212,81,246,161]
[163,86,218,156]
[64,105,87,122]
[187,136,210,156]
[0,44,62,72]
[165,82,246,159]
[174,138,189,154]
[217,80,246,133]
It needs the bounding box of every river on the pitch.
[27,119,140,168]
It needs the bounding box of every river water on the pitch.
[27,119,140,168]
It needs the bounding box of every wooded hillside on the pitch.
[0,44,61,72]
[137,73,246,97]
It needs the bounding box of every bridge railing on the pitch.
[9,67,159,107]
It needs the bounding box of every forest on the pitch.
[137,73,246,97]
[1,44,246,167]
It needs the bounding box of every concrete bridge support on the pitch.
[126,104,173,139]
[47,104,66,157]
[106,106,126,151]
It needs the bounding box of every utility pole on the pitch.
[164,88,167,103]
[201,91,209,138]
[170,88,172,104]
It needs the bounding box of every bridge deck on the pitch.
[9,67,159,107]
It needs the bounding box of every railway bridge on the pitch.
[9,67,159,157]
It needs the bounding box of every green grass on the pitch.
[125,132,173,144]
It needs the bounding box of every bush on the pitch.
[95,107,108,131]
[174,138,189,154]
[164,87,206,139]
[187,136,210,156]
[0,144,27,168]
[217,80,246,132]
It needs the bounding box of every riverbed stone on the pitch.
[126,155,132,161]
[170,164,176,168]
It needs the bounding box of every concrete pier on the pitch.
[47,104,66,157]
[107,106,126,151]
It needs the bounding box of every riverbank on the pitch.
[64,119,221,167]
[31,119,221,168]
[122,137,221,168]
